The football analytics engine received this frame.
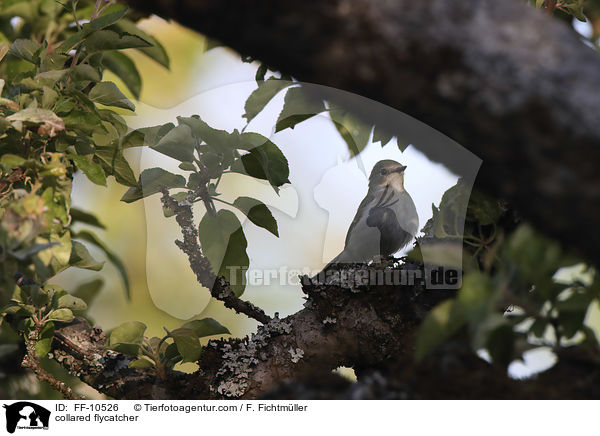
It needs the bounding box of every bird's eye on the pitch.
[380,169,387,176]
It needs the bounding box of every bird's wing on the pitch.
[344,189,377,248]
[396,191,419,235]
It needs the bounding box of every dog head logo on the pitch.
[3,402,50,433]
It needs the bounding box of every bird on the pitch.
[320,159,419,273]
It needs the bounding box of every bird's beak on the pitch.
[395,165,407,173]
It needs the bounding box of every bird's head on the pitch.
[368,159,407,190]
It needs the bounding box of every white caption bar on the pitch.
[1,400,595,436]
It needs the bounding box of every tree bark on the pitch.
[51,264,600,399]
[125,0,600,266]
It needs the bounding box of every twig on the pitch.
[96,0,115,17]
[160,188,272,324]
[90,0,103,20]
[211,276,272,325]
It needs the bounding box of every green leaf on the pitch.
[372,125,394,146]
[46,308,74,323]
[69,154,107,186]
[62,110,106,135]
[0,42,10,63]
[7,107,65,135]
[163,342,182,364]
[504,224,576,297]
[555,290,595,311]
[485,320,515,367]
[9,39,39,63]
[121,168,186,203]
[415,300,464,361]
[34,69,68,87]
[180,318,231,338]
[203,37,222,51]
[9,243,58,261]
[85,30,151,52]
[179,162,196,171]
[70,64,102,83]
[70,208,106,229]
[198,209,249,296]
[329,109,372,156]
[275,86,325,132]
[35,322,55,357]
[45,284,68,310]
[109,321,146,344]
[89,81,135,111]
[102,51,141,99]
[31,284,51,307]
[94,144,137,187]
[57,7,129,53]
[57,294,88,311]
[112,18,170,68]
[152,124,196,162]
[171,332,202,363]
[177,116,238,151]
[98,109,128,136]
[432,180,471,238]
[33,232,72,280]
[232,134,290,193]
[255,63,267,83]
[75,230,131,300]
[232,196,278,237]
[556,290,593,338]
[2,303,34,317]
[57,97,78,116]
[92,5,130,27]
[453,273,495,324]
[41,86,59,108]
[243,78,291,122]
[0,153,26,169]
[128,357,155,369]
[108,320,146,355]
[415,272,496,361]
[69,240,105,271]
[122,122,175,148]
[530,318,548,337]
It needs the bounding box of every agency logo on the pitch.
[3,402,50,433]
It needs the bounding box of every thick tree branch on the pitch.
[127,0,600,266]
[50,263,600,399]
[51,318,196,399]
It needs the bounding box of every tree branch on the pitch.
[159,188,272,325]
[126,0,600,267]
[50,263,600,399]
[23,332,83,400]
